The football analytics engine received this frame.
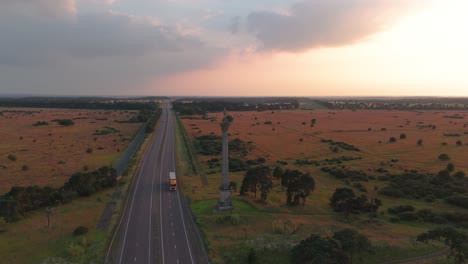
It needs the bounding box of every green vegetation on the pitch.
[7,154,16,161]
[32,121,49,126]
[0,166,117,222]
[417,227,468,263]
[53,119,75,126]
[93,126,120,135]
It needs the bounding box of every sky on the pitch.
[0,0,467,97]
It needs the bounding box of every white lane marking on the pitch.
[170,111,195,264]
[149,128,161,264]
[170,213,172,217]
[134,257,137,262]
[175,245,177,249]
[117,128,160,264]
[177,260,179,264]
[171,222,174,227]
[173,232,175,236]
[159,108,169,264]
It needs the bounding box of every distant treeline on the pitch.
[173,98,300,115]
[0,97,162,110]
[0,166,117,222]
[309,97,468,110]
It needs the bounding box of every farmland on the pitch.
[176,109,468,263]
[0,108,142,192]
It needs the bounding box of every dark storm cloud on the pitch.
[247,0,411,52]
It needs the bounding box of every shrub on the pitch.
[445,195,468,209]
[389,137,396,143]
[388,205,415,214]
[272,219,299,234]
[446,163,455,172]
[400,133,407,139]
[453,171,465,179]
[438,153,450,161]
[7,154,16,161]
[55,119,75,126]
[86,148,93,154]
[32,121,49,126]
[0,217,7,233]
[456,140,462,146]
[21,165,29,171]
[417,139,423,146]
[73,226,89,236]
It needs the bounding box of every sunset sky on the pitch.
[1,0,467,97]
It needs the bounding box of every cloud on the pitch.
[247,0,413,52]
[0,0,226,95]
[2,0,76,17]
[229,16,241,34]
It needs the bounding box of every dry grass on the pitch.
[0,108,141,192]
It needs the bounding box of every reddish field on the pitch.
[182,110,468,174]
[0,108,142,192]
[179,109,468,262]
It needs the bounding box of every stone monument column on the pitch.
[218,109,233,210]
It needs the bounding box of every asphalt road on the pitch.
[107,103,208,264]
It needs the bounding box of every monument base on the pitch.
[218,185,233,211]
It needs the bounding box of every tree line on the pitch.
[0,97,160,110]
[173,98,299,115]
[0,166,117,222]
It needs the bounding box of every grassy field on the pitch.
[0,108,142,192]
[0,188,113,263]
[175,109,467,263]
[0,107,155,263]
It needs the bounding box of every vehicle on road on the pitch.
[169,171,177,191]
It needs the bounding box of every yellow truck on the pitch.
[169,172,177,191]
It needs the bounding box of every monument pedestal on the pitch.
[218,185,233,211]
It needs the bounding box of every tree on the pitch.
[291,235,348,264]
[329,188,368,217]
[239,166,272,202]
[281,170,315,206]
[389,137,396,143]
[399,133,407,139]
[417,139,423,146]
[333,229,372,264]
[439,153,450,161]
[417,227,468,264]
[447,163,455,172]
[456,140,462,146]
[247,248,257,264]
[272,166,283,179]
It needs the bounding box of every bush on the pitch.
[21,165,29,171]
[388,205,415,214]
[389,137,396,143]
[55,119,75,126]
[32,121,49,126]
[417,139,423,146]
[0,217,7,233]
[73,226,89,236]
[456,140,462,146]
[438,153,450,161]
[446,163,455,172]
[400,133,407,139]
[7,154,16,161]
[398,211,418,221]
[445,195,468,209]
[86,148,93,154]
